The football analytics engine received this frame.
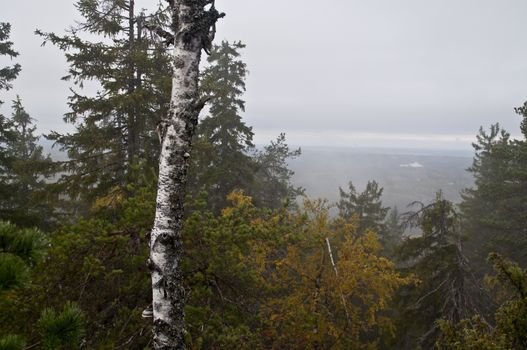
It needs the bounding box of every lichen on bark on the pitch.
[148,1,224,348]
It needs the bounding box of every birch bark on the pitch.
[148,1,223,348]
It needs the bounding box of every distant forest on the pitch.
[1,1,527,349]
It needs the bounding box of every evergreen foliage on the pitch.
[0,221,46,292]
[0,22,21,92]
[462,115,527,268]
[0,335,25,350]
[36,0,172,208]
[0,188,410,349]
[437,254,527,349]
[0,253,28,292]
[338,180,389,235]
[0,97,53,227]
[337,180,394,254]
[4,3,527,349]
[190,41,257,211]
[0,22,21,212]
[38,302,86,350]
[0,221,85,349]
[383,207,405,256]
[190,42,302,212]
[252,133,303,209]
[395,193,485,349]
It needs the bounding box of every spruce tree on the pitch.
[338,180,389,236]
[252,133,303,209]
[437,253,527,349]
[0,22,21,206]
[0,97,53,227]
[395,193,486,349]
[37,0,172,208]
[461,120,527,269]
[383,206,404,256]
[0,22,20,92]
[189,41,257,211]
[190,42,302,212]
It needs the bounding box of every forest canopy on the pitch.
[2,1,527,349]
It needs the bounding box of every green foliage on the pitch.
[37,302,85,350]
[190,41,257,212]
[338,180,389,236]
[337,180,402,256]
[0,221,47,292]
[383,207,404,257]
[37,0,172,208]
[259,199,412,349]
[0,186,409,349]
[252,133,303,209]
[0,222,86,349]
[0,97,54,228]
[183,191,275,348]
[200,41,252,150]
[35,222,150,348]
[0,22,21,217]
[0,22,21,93]
[0,187,155,348]
[191,42,302,212]
[462,120,527,269]
[488,254,527,349]
[0,221,48,265]
[437,316,505,350]
[437,254,527,350]
[394,193,484,349]
[0,334,25,350]
[0,253,29,292]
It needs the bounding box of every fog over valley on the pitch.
[289,146,473,211]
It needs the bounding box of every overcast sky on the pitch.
[2,0,527,150]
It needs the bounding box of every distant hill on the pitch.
[288,147,474,211]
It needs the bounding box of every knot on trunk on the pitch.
[153,318,185,350]
[179,2,225,53]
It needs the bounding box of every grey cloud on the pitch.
[2,0,527,148]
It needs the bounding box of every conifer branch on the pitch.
[144,23,175,46]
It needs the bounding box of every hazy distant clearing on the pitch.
[289,147,474,211]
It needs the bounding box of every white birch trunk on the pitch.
[325,237,352,327]
[148,1,223,348]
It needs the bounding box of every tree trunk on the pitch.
[126,0,137,171]
[148,1,223,349]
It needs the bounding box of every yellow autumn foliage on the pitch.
[257,199,413,349]
[91,186,125,212]
[187,192,413,349]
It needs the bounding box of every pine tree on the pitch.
[37,0,172,208]
[0,221,86,350]
[0,97,53,227]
